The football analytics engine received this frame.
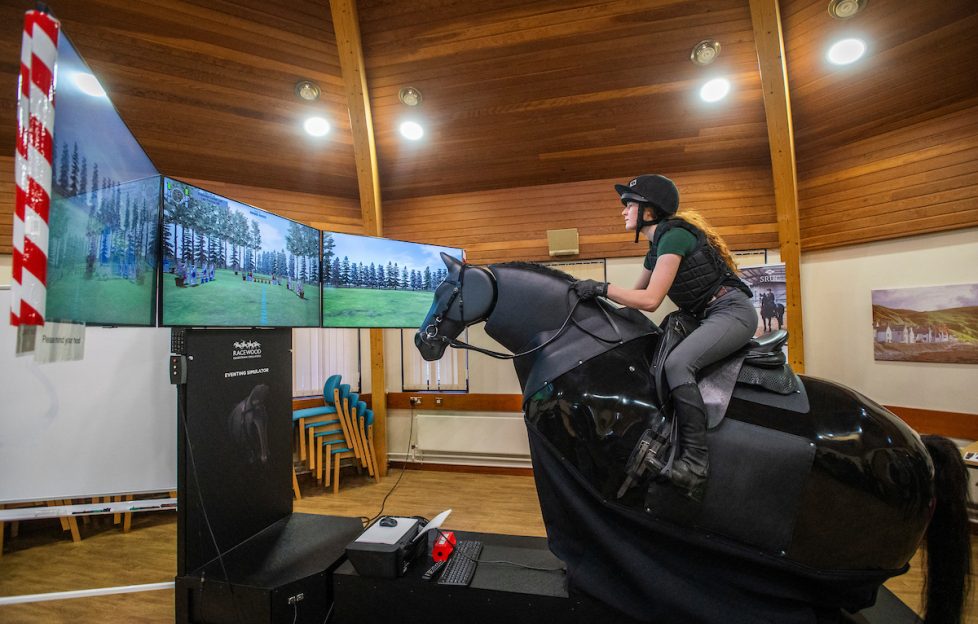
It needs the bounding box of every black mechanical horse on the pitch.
[415,254,969,624]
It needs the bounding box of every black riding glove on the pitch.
[573,279,609,300]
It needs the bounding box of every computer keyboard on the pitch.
[436,539,483,586]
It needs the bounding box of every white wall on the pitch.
[0,254,11,286]
[801,227,978,414]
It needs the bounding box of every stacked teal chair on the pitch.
[292,375,341,465]
[305,377,346,478]
[354,399,380,481]
[291,374,342,495]
[316,383,359,493]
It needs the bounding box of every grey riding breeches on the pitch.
[663,290,757,390]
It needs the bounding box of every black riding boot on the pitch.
[669,382,709,502]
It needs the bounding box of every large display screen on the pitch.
[321,232,463,328]
[45,34,161,326]
[161,178,321,327]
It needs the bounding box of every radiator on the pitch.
[414,413,531,464]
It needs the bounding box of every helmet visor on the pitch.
[619,191,648,206]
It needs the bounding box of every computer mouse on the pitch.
[379,517,398,527]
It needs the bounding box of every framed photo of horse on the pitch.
[738,263,786,339]
[871,282,978,364]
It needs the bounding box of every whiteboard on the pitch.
[0,289,176,503]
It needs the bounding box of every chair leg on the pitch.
[333,453,342,496]
[307,428,317,471]
[292,466,302,500]
[316,444,324,483]
[323,446,331,488]
[298,418,307,462]
[360,421,375,478]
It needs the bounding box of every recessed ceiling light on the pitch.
[828,0,868,19]
[72,72,106,98]
[400,121,424,140]
[699,78,730,102]
[304,117,330,137]
[295,80,321,101]
[827,38,866,65]
[398,87,423,106]
[690,40,721,66]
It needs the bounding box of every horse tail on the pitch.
[921,435,971,624]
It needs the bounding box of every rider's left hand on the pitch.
[573,279,609,300]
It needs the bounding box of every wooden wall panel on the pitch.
[383,167,778,265]
[798,103,978,249]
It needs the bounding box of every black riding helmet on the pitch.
[614,174,680,242]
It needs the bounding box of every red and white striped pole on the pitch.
[18,10,60,326]
[11,12,35,326]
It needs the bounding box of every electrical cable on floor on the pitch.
[365,405,417,527]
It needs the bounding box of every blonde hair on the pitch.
[671,210,738,272]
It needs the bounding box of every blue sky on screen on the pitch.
[872,283,978,311]
[53,34,157,185]
[326,232,463,272]
[183,183,306,252]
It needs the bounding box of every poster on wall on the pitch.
[871,283,978,364]
[739,263,786,338]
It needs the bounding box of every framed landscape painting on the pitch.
[871,283,978,364]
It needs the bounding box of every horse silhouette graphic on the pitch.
[228,384,270,464]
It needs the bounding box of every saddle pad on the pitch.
[738,363,799,394]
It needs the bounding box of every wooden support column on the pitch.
[749,0,805,372]
[331,0,388,474]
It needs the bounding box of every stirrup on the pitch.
[616,427,671,499]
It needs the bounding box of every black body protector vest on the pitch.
[647,219,752,316]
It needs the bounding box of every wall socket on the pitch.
[287,593,305,605]
[434,397,444,406]
[409,396,422,406]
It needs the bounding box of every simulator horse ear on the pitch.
[441,252,462,271]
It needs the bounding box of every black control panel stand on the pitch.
[171,328,361,624]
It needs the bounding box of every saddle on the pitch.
[652,311,797,429]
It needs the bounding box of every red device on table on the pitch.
[432,530,456,562]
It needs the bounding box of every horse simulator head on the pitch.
[415,252,494,361]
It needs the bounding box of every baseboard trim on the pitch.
[885,405,978,440]
[388,461,533,477]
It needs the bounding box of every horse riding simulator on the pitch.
[415,253,970,624]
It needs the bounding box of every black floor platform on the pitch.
[333,531,922,624]
[175,513,363,624]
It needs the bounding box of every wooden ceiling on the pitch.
[0,0,976,207]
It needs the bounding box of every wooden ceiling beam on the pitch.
[330,0,382,236]
[749,0,805,373]
[330,0,388,476]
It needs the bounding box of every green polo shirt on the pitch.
[643,228,697,270]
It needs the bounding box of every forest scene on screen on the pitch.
[322,232,462,328]
[161,178,321,327]
[44,34,160,326]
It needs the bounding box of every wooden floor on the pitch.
[0,469,974,623]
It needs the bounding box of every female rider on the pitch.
[573,174,756,501]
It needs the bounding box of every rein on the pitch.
[423,265,625,360]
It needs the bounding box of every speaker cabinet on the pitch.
[547,228,579,257]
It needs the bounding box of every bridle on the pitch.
[420,263,626,360]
